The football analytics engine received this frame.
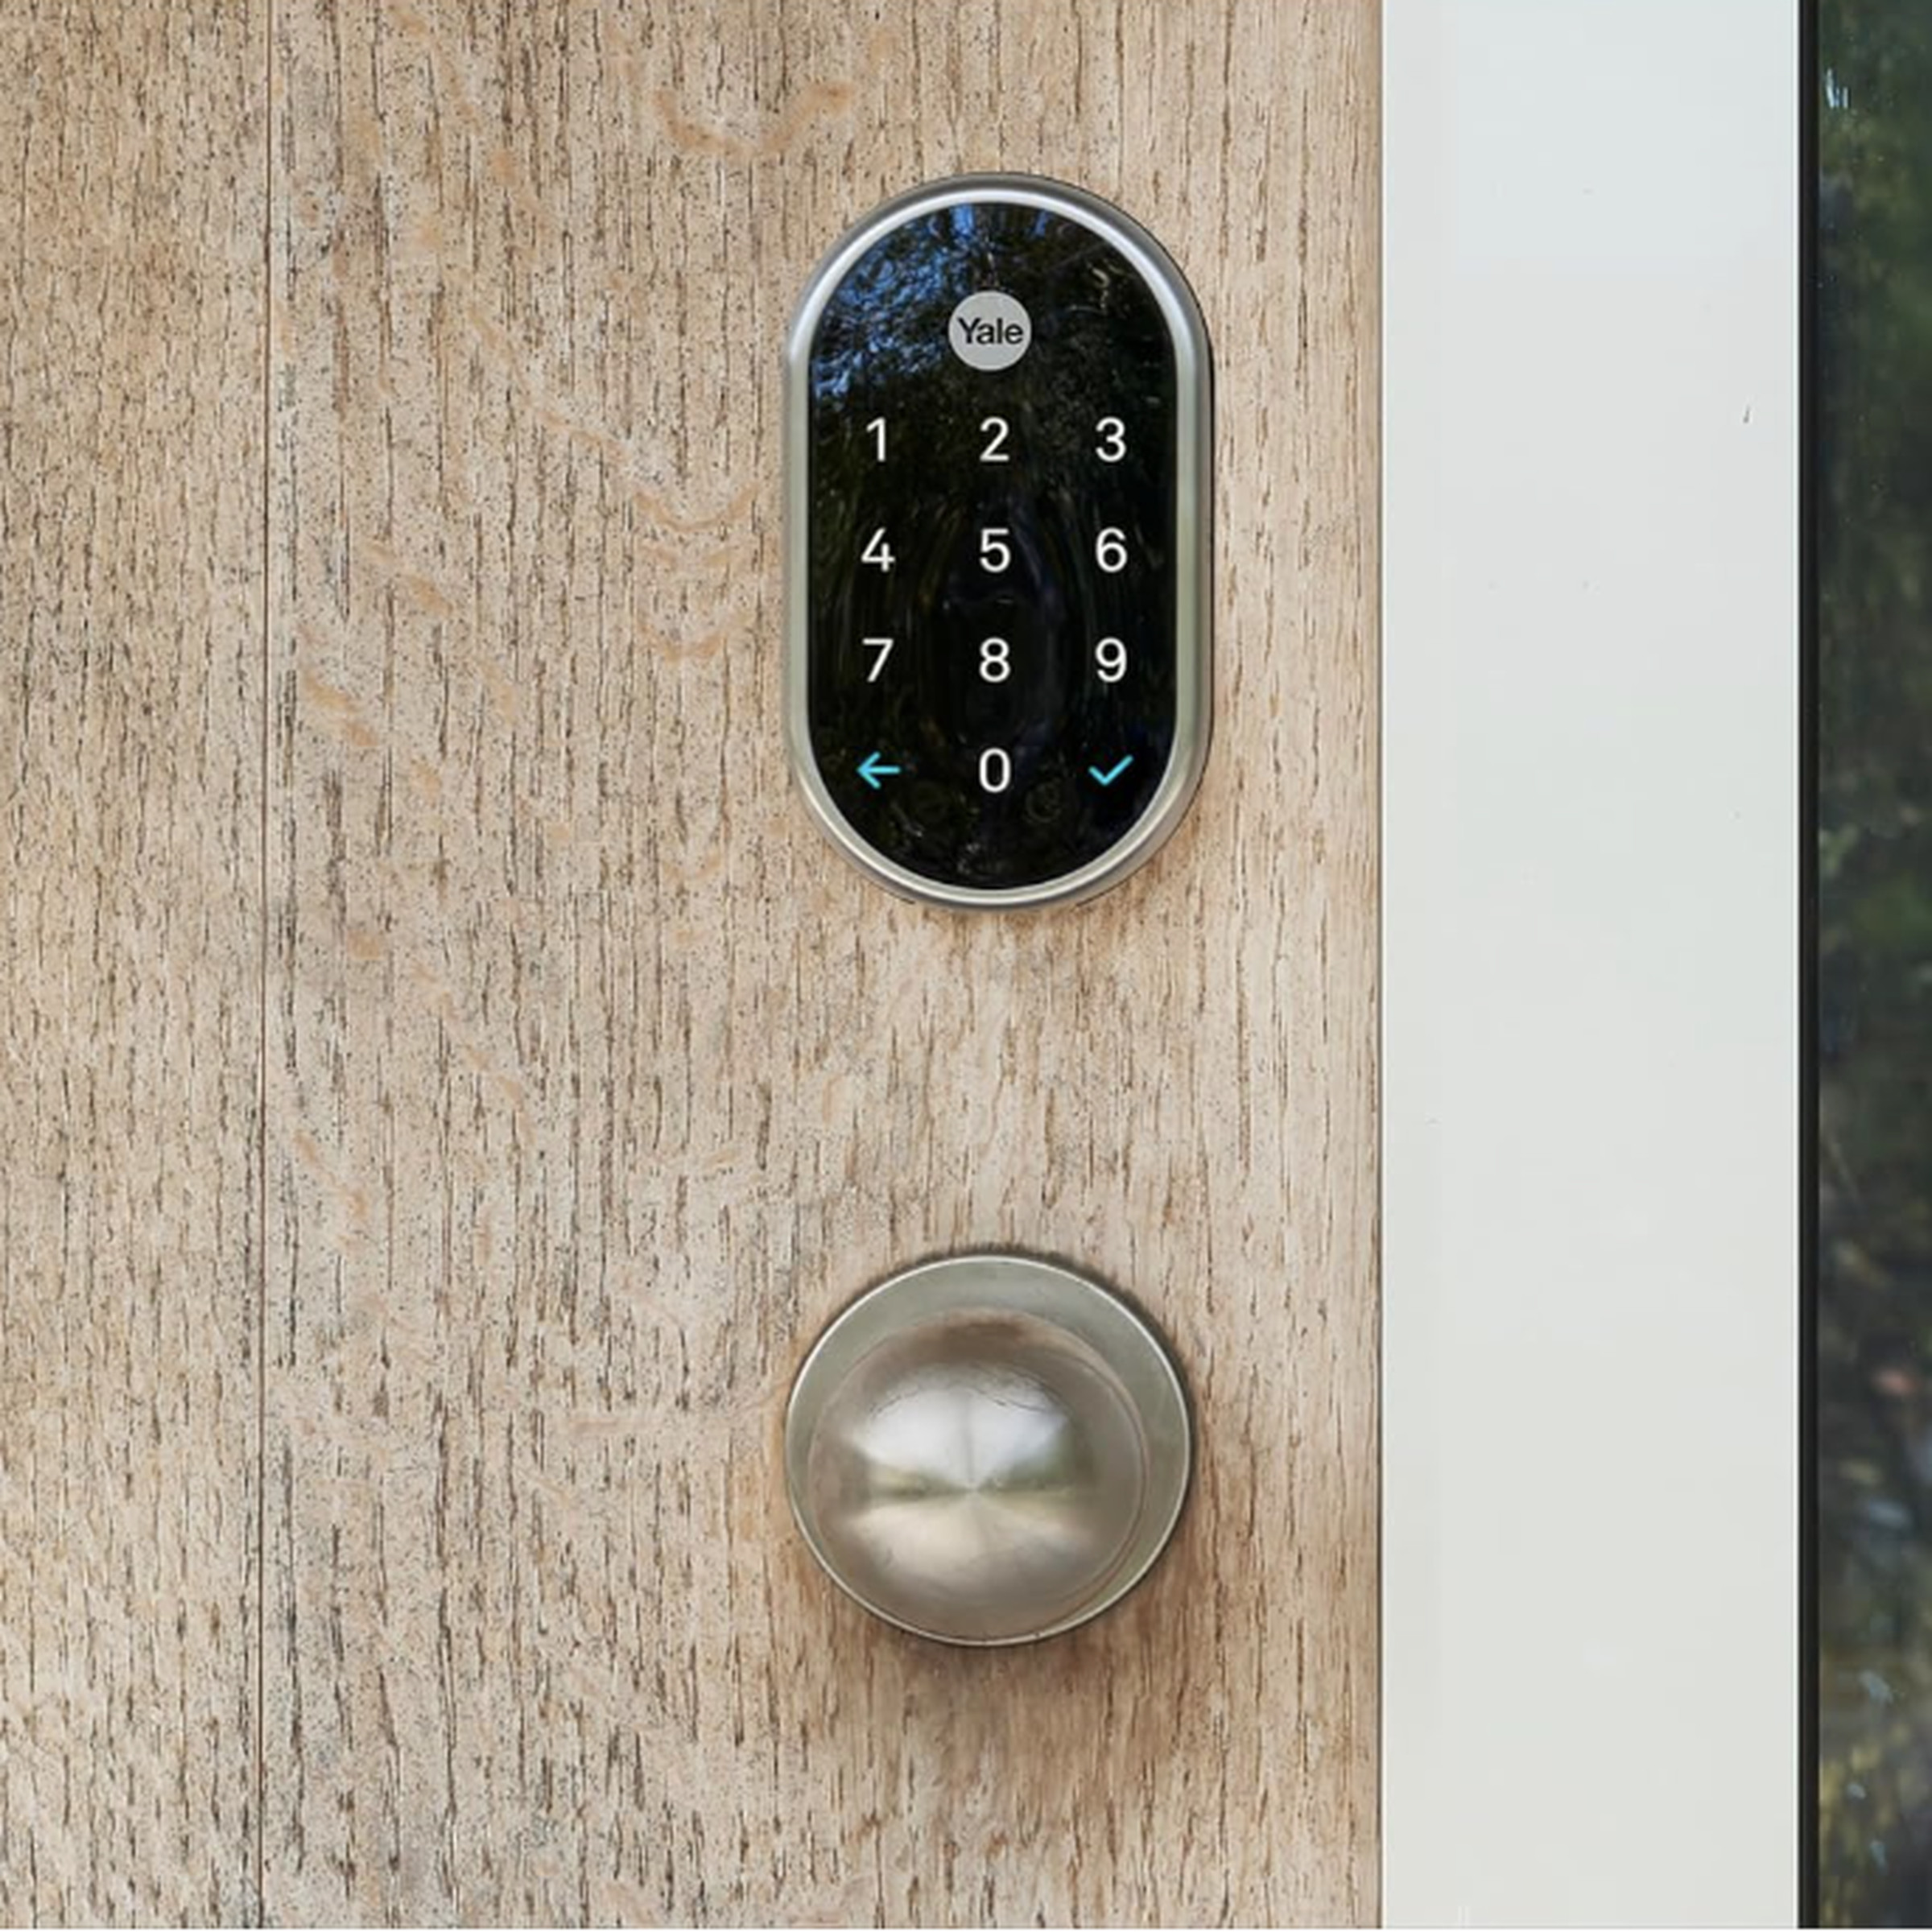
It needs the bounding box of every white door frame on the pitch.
[1382,2,1802,1922]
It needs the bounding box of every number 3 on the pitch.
[1096,416,1127,462]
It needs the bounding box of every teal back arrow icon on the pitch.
[857,752,902,789]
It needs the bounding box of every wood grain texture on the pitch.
[0,5,265,1922]
[265,1,1377,1922]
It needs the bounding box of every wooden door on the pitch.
[2,3,1377,1922]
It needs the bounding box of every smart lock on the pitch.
[782,179,1206,1645]
[784,175,1213,909]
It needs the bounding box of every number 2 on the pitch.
[980,416,1011,462]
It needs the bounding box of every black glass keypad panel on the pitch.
[806,200,1181,892]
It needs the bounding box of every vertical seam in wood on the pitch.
[255,0,274,1920]
[1367,6,1385,1915]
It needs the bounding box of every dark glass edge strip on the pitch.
[1802,0,1822,1918]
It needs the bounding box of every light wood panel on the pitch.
[0,5,265,1922]
[265,1,1376,1922]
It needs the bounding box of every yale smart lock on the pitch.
[785,175,1213,909]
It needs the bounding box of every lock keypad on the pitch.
[794,186,1207,902]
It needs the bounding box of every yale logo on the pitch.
[947,291,1032,371]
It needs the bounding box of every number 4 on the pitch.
[861,526,895,571]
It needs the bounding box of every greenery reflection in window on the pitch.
[1820,2,1932,1921]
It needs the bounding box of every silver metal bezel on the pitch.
[783,174,1214,911]
[784,1253,1193,1646]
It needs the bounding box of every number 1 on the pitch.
[866,415,886,461]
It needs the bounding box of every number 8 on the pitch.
[979,637,1011,682]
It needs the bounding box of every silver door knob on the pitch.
[784,1254,1191,1646]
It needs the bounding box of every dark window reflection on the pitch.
[1818,3,1932,1921]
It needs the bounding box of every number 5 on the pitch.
[980,527,1013,572]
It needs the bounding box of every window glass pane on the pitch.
[1818,3,1932,1920]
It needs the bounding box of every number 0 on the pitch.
[979,748,1012,793]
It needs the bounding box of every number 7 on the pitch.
[863,636,894,681]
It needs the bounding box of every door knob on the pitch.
[784,1253,1191,1645]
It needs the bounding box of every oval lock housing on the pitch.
[785,175,1212,909]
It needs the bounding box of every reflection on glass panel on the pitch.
[1819,3,1932,1922]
